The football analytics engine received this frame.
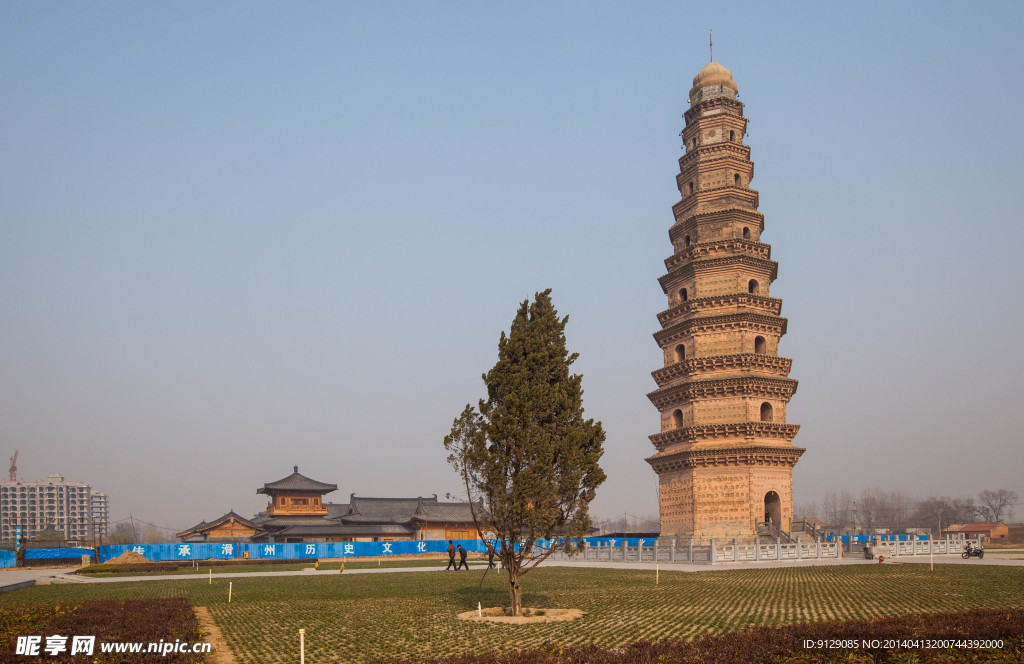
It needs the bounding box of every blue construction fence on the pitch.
[96,536,652,564]
[0,547,95,569]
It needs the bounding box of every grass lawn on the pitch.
[3,564,1023,663]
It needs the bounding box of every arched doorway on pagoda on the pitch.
[764,491,781,527]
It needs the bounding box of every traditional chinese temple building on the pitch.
[178,466,482,544]
[175,510,259,543]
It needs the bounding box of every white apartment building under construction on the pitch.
[0,473,109,543]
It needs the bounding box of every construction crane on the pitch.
[9,451,17,481]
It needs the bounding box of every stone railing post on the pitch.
[709,538,716,565]
[688,538,693,563]
[732,538,738,562]
[622,539,628,562]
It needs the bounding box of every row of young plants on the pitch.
[0,598,207,663]
[77,557,313,574]
[372,609,1024,664]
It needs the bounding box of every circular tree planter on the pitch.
[457,607,583,624]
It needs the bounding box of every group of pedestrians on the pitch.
[446,540,469,570]
[445,539,499,570]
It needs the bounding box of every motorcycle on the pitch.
[962,543,984,559]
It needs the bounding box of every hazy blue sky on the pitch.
[2,2,1022,533]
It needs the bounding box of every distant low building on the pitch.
[176,511,260,543]
[179,466,482,544]
[942,522,1010,544]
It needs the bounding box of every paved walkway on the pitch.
[45,562,494,584]
[0,566,86,591]
[545,551,1024,572]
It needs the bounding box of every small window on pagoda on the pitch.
[691,139,697,150]
[734,174,741,186]
[754,335,766,354]
[313,498,319,505]
[684,235,691,247]
[729,130,735,141]
[689,182,694,195]
[675,344,685,362]
[748,279,759,294]
[760,402,773,422]
[679,287,688,302]
[742,227,750,239]
[672,409,684,428]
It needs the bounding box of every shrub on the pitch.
[0,598,206,663]
[76,557,313,574]
[76,562,179,574]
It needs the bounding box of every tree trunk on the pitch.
[508,574,522,616]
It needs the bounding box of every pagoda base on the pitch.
[656,462,794,540]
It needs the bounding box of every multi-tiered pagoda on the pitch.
[646,62,803,540]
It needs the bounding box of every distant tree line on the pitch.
[796,489,1019,533]
[105,521,176,545]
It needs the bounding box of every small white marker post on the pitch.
[299,628,305,664]
[656,564,659,585]
[477,602,482,617]
[209,569,212,585]
[228,582,232,603]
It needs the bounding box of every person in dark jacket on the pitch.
[446,540,457,571]
[457,544,469,570]
[486,540,496,568]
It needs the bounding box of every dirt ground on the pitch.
[194,606,237,664]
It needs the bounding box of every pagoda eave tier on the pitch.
[657,293,781,326]
[650,422,801,449]
[677,142,751,170]
[646,444,804,472]
[684,95,744,122]
[669,208,764,244]
[652,353,793,385]
[659,255,778,293]
[653,312,788,346]
[647,376,798,408]
[665,239,771,270]
[672,187,759,220]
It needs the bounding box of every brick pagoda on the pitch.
[646,61,803,540]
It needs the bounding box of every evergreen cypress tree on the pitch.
[445,289,605,615]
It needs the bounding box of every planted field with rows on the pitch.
[3,564,1023,663]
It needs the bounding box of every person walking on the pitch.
[446,540,457,571]
[486,540,496,569]
[457,544,469,570]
